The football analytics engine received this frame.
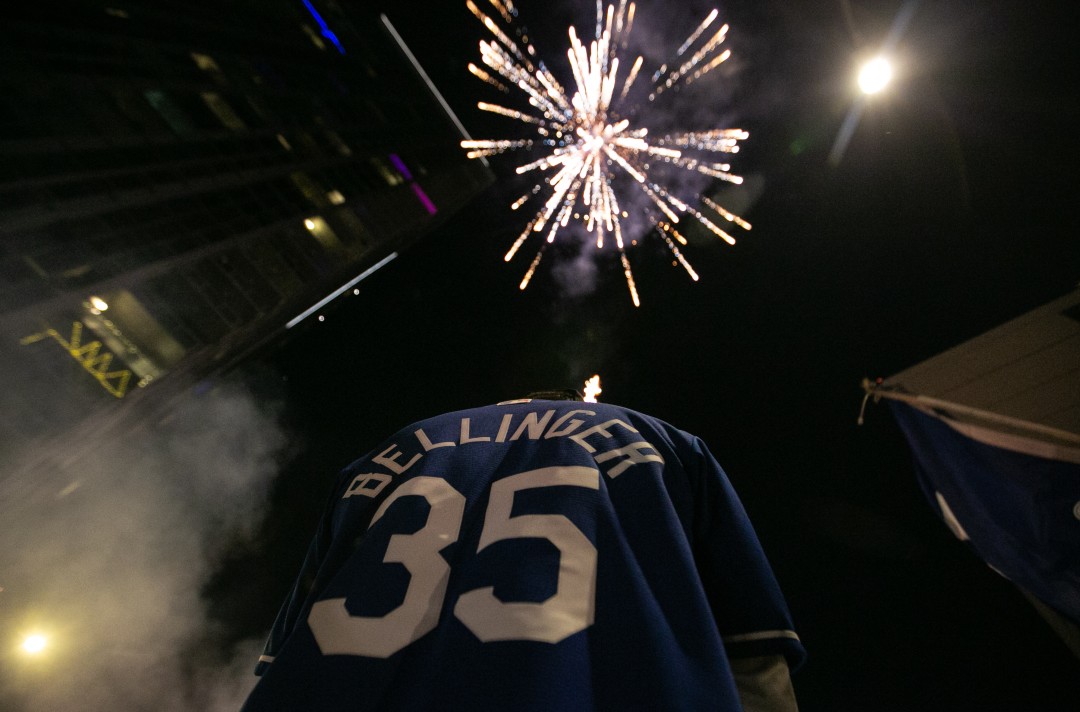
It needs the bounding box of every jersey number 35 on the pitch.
[308,465,599,658]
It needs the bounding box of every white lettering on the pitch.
[460,417,492,444]
[495,413,514,442]
[374,443,421,474]
[361,411,662,488]
[545,409,595,439]
[343,472,393,498]
[415,428,454,451]
[569,419,639,453]
[594,442,665,478]
[509,409,555,441]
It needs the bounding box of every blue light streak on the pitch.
[302,0,345,55]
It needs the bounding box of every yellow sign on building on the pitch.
[20,322,133,399]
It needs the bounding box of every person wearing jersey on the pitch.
[242,394,804,711]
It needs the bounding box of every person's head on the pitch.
[524,389,584,401]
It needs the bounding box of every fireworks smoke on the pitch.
[0,380,286,712]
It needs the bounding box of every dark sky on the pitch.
[231,1,1079,709]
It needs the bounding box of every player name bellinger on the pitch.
[343,407,666,499]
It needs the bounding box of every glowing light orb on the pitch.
[89,296,109,311]
[583,374,602,403]
[21,634,48,655]
[463,1,752,305]
[858,56,893,95]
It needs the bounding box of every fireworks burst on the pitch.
[462,0,751,306]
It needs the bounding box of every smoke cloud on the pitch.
[551,237,600,298]
[0,378,287,711]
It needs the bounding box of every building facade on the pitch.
[0,0,491,447]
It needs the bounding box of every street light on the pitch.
[858,56,893,95]
[828,0,921,166]
[20,633,49,656]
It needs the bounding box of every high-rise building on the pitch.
[0,0,492,446]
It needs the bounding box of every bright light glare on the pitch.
[583,374,602,403]
[858,57,893,94]
[21,634,48,655]
[89,296,109,311]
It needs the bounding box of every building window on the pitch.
[369,157,403,186]
[200,92,247,131]
[302,216,342,251]
[300,24,326,51]
[191,52,221,73]
[322,128,352,156]
[290,171,329,208]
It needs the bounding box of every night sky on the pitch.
[224,0,1079,709]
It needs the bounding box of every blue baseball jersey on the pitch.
[242,400,804,711]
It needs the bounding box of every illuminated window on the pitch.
[369,157,402,186]
[301,24,326,51]
[302,216,343,251]
[191,52,221,73]
[200,92,246,131]
[85,290,185,367]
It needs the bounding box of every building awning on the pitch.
[865,288,1080,628]
[888,401,1080,625]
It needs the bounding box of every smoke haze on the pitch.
[0,379,287,711]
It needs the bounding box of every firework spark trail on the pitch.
[676,9,718,56]
[651,25,730,99]
[468,62,510,92]
[464,1,751,305]
[702,195,753,230]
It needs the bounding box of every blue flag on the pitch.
[891,402,1080,625]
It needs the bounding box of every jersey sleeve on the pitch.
[687,436,806,670]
